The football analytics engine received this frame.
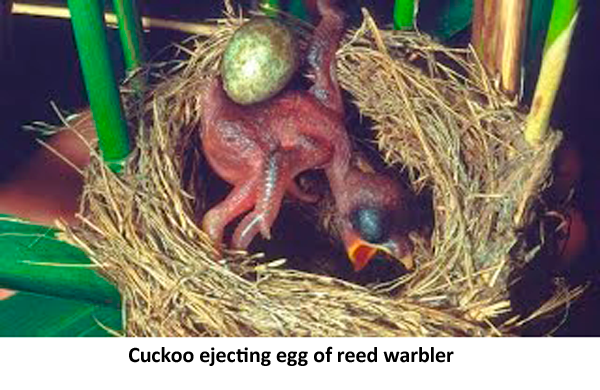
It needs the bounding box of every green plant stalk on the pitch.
[544,0,578,52]
[289,0,308,21]
[394,0,416,30]
[112,0,145,73]
[261,0,280,17]
[525,0,579,145]
[524,0,553,98]
[68,0,130,172]
[419,0,473,41]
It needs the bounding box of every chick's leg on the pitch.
[284,133,336,204]
[202,177,259,247]
[307,0,345,115]
[232,151,290,249]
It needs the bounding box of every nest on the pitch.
[63,8,577,336]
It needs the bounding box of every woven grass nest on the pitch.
[62,7,579,336]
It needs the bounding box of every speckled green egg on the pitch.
[221,18,298,105]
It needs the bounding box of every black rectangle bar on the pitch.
[129,346,454,366]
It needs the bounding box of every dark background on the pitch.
[547,0,600,335]
[0,0,598,335]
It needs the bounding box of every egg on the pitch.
[221,18,298,105]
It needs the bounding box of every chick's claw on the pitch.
[232,211,270,250]
[201,178,258,247]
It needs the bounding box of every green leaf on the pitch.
[418,0,473,42]
[0,291,122,336]
[0,215,121,308]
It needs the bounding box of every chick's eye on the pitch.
[350,207,391,244]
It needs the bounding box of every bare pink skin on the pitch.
[201,0,350,249]
[201,0,413,266]
[0,112,95,226]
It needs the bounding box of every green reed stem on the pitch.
[525,0,579,145]
[67,0,130,172]
[261,0,280,17]
[394,0,416,30]
[112,0,146,73]
[544,0,578,52]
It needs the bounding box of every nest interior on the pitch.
[62,7,575,336]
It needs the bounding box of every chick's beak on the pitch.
[347,237,414,272]
[347,238,379,272]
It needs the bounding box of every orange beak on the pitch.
[347,239,379,272]
[347,237,415,272]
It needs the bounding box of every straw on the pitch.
[12,3,219,36]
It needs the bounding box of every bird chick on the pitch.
[200,0,415,272]
[331,167,415,272]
